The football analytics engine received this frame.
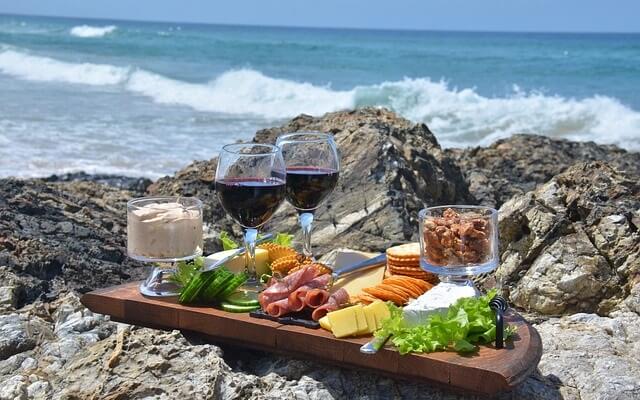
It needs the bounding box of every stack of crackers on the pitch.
[386,243,438,284]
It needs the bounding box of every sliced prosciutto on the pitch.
[311,288,350,321]
[284,273,333,311]
[304,288,330,309]
[265,297,293,317]
[259,266,319,308]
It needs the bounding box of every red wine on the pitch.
[215,178,285,228]
[285,167,339,212]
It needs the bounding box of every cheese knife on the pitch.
[202,233,273,272]
[360,334,391,354]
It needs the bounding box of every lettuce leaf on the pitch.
[220,231,294,250]
[219,232,239,251]
[374,290,512,355]
[271,232,294,247]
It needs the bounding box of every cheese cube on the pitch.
[354,304,369,335]
[366,301,391,330]
[363,306,377,333]
[318,316,331,331]
[204,249,270,276]
[328,306,359,338]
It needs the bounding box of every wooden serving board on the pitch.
[81,282,542,396]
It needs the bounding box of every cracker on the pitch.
[363,287,406,306]
[355,293,379,304]
[383,279,424,298]
[386,256,420,265]
[394,275,434,291]
[384,282,420,299]
[387,264,425,273]
[377,284,410,303]
[386,243,420,259]
[270,255,300,275]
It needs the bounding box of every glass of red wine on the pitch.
[215,143,286,300]
[275,132,340,259]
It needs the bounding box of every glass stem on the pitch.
[299,212,314,259]
[244,228,258,284]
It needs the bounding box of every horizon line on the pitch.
[1,12,639,35]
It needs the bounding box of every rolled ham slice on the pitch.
[311,288,350,321]
[265,297,293,317]
[304,288,330,309]
[259,266,319,308]
[288,288,308,312]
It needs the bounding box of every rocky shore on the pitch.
[1,108,639,399]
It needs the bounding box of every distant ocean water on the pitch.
[0,14,639,179]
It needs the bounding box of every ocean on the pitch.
[1,14,639,179]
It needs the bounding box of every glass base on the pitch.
[139,265,181,297]
[232,278,264,302]
[432,277,481,297]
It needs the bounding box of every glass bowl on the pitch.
[127,196,203,297]
[127,196,203,263]
[419,205,498,280]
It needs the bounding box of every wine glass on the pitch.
[127,196,203,297]
[215,143,286,300]
[275,132,340,259]
[419,205,499,290]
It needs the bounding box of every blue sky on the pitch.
[1,0,639,33]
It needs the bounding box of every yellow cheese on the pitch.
[318,316,332,331]
[327,306,360,338]
[366,301,391,330]
[354,304,370,335]
[363,305,377,333]
[332,258,385,297]
[204,249,270,276]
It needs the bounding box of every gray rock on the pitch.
[0,179,147,306]
[533,312,640,400]
[0,286,17,312]
[497,162,640,315]
[447,134,640,208]
[0,375,28,400]
[0,314,51,361]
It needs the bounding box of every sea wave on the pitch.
[70,25,117,38]
[0,48,128,85]
[0,47,638,150]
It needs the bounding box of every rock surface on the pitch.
[0,178,146,307]
[448,134,640,208]
[149,108,473,256]
[497,162,640,316]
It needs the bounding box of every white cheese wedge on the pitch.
[402,282,478,327]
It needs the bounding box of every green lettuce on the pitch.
[219,231,294,250]
[219,231,240,251]
[374,290,513,355]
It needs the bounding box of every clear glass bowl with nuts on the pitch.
[419,205,498,280]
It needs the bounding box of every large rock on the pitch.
[533,312,640,400]
[0,179,146,306]
[497,162,640,315]
[447,134,640,208]
[149,108,473,255]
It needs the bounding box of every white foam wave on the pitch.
[0,49,128,85]
[126,69,353,118]
[0,47,638,150]
[70,25,117,38]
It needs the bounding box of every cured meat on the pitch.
[288,287,308,312]
[311,288,350,321]
[259,266,319,308]
[287,274,332,312]
[265,297,293,317]
[304,288,330,309]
